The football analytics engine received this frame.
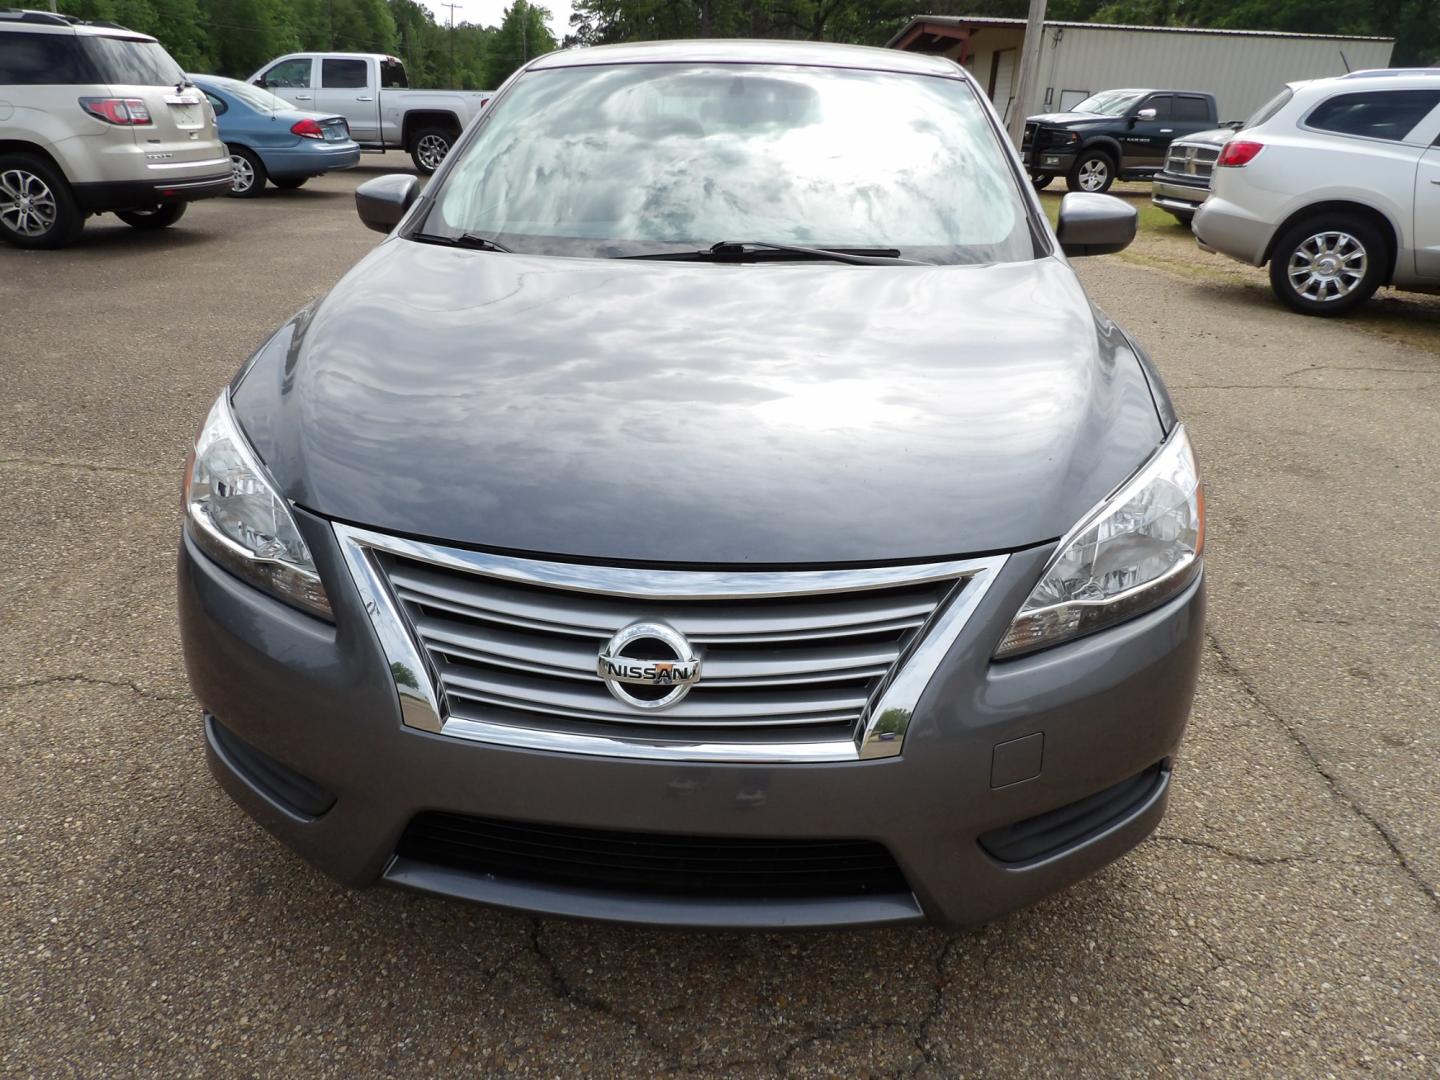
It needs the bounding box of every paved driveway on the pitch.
[3,157,1437,1077]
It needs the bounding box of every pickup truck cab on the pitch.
[248,52,490,173]
[1024,89,1220,193]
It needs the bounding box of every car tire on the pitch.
[115,202,187,230]
[410,127,453,174]
[1030,173,1053,190]
[0,152,85,249]
[227,145,267,198]
[1170,211,1194,229]
[1268,214,1386,317]
[271,177,307,190]
[1066,150,1115,193]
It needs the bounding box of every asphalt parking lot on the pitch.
[3,156,1438,1077]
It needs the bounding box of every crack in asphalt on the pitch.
[0,673,190,706]
[1148,833,1387,867]
[1205,631,1440,913]
[0,456,166,478]
[1170,383,1433,392]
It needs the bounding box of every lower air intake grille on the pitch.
[978,763,1167,864]
[397,812,911,899]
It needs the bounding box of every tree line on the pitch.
[56,0,1438,87]
[56,0,558,88]
[564,0,1437,66]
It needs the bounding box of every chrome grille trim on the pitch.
[335,522,1007,763]
[1165,143,1219,180]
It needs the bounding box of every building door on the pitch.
[988,49,1017,122]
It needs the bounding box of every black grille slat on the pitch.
[398,812,910,898]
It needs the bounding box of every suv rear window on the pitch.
[80,35,185,86]
[0,31,98,84]
[1306,90,1440,142]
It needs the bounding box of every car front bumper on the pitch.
[1151,176,1210,216]
[1023,148,1078,175]
[178,510,1205,929]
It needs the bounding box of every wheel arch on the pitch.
[402,111,462,148]
[0,140,68,178]
[1077,137,1122,166]
[1263,201,1400,284]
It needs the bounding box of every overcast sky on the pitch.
[434,0,577,43]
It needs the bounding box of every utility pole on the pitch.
[520,0,527,65]
[441,2,461,89]
[1007,0,1048,147]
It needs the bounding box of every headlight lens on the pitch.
[996,425,1203,658]
[183,391,332,619]
[1044,129,1081,148]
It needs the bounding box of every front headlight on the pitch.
[1044,129,1081,148]
[996,425,1203,658]
[183,391,332,619]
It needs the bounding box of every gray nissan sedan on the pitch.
[178,40,1205,929]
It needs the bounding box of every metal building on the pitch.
[888,16,1395,124]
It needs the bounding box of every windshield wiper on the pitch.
[411,232,514,253]
[619,241,925,266]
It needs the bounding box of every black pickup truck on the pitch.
[1023,89,1220,193]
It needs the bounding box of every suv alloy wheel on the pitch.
[1268,214,1386,316]
[0,154,84,249]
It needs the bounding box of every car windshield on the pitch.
[206,78,296,113]
[1073,90,1145,116]
[81,36,185,86]
[422,62,1036,264]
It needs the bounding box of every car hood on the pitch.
[232,240,1164,565]
[1026,112,1102,127]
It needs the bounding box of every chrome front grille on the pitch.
[335,523,1007,763]
[1165,143,1219,180]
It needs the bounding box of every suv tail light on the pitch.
[291,118,325,139]
[1217,140,1264,167]
[79,97,152,125]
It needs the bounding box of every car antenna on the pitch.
[1339,48,1351,73]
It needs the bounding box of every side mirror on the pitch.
[1056,192,1136,257]
[1134,107,1158,121]
[355,173,420,234]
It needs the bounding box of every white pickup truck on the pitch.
[247,53,491,173]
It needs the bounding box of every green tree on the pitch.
[485,0,556,87]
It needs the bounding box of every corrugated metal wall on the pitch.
[1029,27,1395,121]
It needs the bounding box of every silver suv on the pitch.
[1194,70,1440,315]
[0,9,230,248]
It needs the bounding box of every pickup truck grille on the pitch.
[1165,143,1219,181]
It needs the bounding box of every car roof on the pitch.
[1298,69,1440,94]
[527,40,961,78]
[0,8,152,38]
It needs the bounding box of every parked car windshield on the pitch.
[423,62,1036,264]
[81,36,185,86]
[1073,90,1145,116]
[1244,86,1293,128]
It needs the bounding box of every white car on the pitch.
[0,9,230,248]
[1194,70,1440,315]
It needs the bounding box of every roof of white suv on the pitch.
[0,7,153,39]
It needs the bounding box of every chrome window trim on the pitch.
[334,521,1007,763]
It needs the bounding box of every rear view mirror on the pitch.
[1135,107,1158,121]
[1056,192,1137,257]
[355,174,420,234]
